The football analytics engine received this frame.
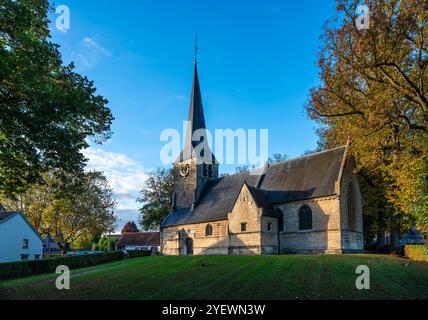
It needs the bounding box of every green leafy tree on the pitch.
[0,0,114,195]
[268,154,288,164]
[138,168,173,231]
[97,236,117,252]
[306,0,428,248]
[1,170,117,254]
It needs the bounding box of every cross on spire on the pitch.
[194,35,198,65]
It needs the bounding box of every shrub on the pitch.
[127,250,152,258]
[404,245,428,262]
[0,251,125,281]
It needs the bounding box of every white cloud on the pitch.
[75,53,94,69]
[83,148,147,211]
[73,37,112,71]
[83,37,112,57]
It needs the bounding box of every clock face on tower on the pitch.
[179,164,190,177]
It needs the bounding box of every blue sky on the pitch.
[48,0,338,231]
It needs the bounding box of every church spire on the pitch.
[185,61,206,146]
[177,40,216,163]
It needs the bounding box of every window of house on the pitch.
[21,254,29,261]
[205,224,213,236]
[299,205,313,231]
[22,239,29,249]
[240,222,247,232]
[203,164,208,177]
[267,222,272,231]
[34,255,40,260]
[348,183,356,230]
[208,165,213,178]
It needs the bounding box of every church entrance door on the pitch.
[186,238,193,255]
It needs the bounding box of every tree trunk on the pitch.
[390,215,400,252]
[376,229,385,248]
[58,242,69,255]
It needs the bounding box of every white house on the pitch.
[116,232,160,253]
[0,211,43,263]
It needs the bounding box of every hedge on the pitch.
[0,250,151,281]
[404,245,428,262]
[126,250,152,258]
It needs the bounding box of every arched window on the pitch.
[299,205,312,231]
[347,183,356,230]
[208,164,213,178]
[205,224,213,236]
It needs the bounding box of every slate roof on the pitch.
[0,211,17,222]
[116,232,160,248]
[162,147,346,228]
[162,171,260,227]
[261,147,345,203]
[176,63,216,164]
[247,185,276,218]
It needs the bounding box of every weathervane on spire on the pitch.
[194,35,198,65]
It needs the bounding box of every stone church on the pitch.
[160,61,364,255]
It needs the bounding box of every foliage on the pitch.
[0,0,114,195]
[138,167,173,231]
[404,245,428,262]
[98,235,118,252]
[126,250,152,258]
[268,154,288,164]
[0,251,125,280]
[121,221,139,233]
[235,165,249,173]
[71,234,99,251]
[0,170,117,253]
[306,0,428,246]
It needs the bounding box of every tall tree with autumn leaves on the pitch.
[307,0,428,247]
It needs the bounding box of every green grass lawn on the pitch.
[1,254,428,300]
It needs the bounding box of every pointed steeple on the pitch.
[177,53,215,164]
[184,63,206,148]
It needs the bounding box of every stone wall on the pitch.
[261,216,279,254]
[172,159,198,209]
[339,156,364,252]
[161,220,229,255]
[173,159,219,210]
[276,196,342,253]
[228,184,263,254]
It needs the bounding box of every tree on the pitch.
[268,154,288,164]
[0,1,114,195]
[138,168,173,231]
[121,221,139,233]
[306,0,428,248]
[0,170,117,254]
[235,165,250,173]
[50,171,117,253]
[97,235,118,252]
